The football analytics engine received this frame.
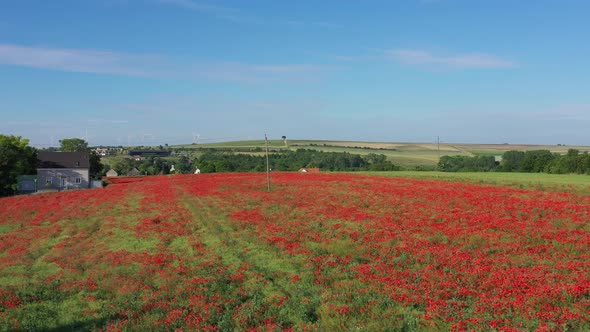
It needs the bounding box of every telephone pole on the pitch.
[265,133,271,192]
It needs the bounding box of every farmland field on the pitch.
[174,140,590,168]
[1,173,590,331]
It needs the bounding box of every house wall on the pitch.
[18,180,36,192]
[37,168,90,190]
[90,180,103,189]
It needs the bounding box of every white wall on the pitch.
[37,168,90,190]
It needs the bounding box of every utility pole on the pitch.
[265,133,271,192]
[437,136,440,159]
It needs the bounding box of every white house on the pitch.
[37,152,90,190]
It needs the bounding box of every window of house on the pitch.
[46,177,52,185]
[75,161,80,166]
[75,177,82,184]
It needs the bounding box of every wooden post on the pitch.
[265,134,271,192]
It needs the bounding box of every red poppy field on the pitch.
[1,173,590,331]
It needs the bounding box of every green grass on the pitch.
[358,171,590,193]
[105,229,160,252]
[0,223,19,236]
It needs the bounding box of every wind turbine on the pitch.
[192,132,200,144]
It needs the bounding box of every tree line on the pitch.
[438,149,590,174]
[201,149,399,172]
[110,149,400,175]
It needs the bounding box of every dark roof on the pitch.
[127,168,141,176]
[38,152,90,169]
[129,150,171,157]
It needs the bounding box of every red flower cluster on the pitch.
[1,172,589,330]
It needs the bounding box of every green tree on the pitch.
[521,150,556,173]
[89,152,105,178]
[581,152,590,174]
[0,135,38,196]
[59,138,88,152]
[438,155,497,172]
[113,158,136,176]
[175,156,192,174]
[500,150,526,172]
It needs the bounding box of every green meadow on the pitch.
[360,171,590,193]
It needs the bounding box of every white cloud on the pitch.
[0,43,323,83]
[0,44,161,76]
[155,0,244,20]
[387,49,516,69]
[155,0,337,27]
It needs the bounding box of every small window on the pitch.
[46,177,52,185]
[75,161,80,167]
[75,177,82,184]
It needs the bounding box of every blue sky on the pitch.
[1,0,589,146]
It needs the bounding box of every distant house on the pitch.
[95,148,109,156]
[298,168,320,173]
[127,168,141,176]
[37,152,90,191]
[106,169,118,177]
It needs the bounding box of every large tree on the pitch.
[59,138,88,152]
[0,135,37,196]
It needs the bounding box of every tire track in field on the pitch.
[176,184,322,326]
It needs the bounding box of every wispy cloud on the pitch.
[0,43,323,83]
[156,0,234,13]
[155,0,250,21]
[0,44,162,76]
[155,0,337,27]
[386,49,516,69]
[186,62,324,83]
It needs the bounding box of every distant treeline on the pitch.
[439,149,590,174]
[199,149,399,172]
[109,149,399,176]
